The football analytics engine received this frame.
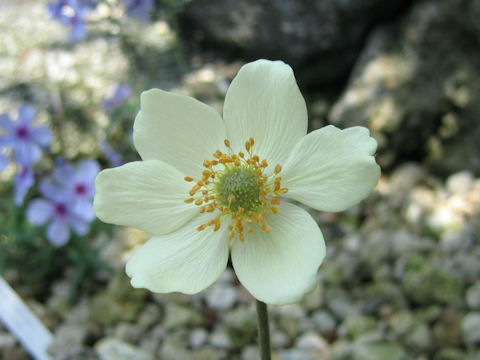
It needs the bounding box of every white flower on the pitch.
[94,60,380,305]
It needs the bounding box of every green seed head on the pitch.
[215,167,261,212]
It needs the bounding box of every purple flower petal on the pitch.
[53,161,75,185]
[18,105,35,125]
[0,135,14,148]
[0,153,8,171]
[68,213,89,235]
[31,126,52,147]
[75,159,100,182]
[0,114,14,133]
[14,166,34,206]
[27,199,54,225]
[72,199,95,221]
[39,179,71,203]
[100,141,123,167]
[15,141,42,166]
[47,219,70,246]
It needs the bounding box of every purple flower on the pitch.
[0,105,51,166]
[0,153,8,171]
[47,0,96,41]
[52,159,100,221]
[122,0,154,22]
[14,166,34,206]
[102,83,132,112]
[27,180,89,246]
[100,141,123,167]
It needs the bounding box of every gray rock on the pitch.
[330,0,480,175]
[113,323,143,344]
[158,341,194,360]
[466,282,480,310]
[178,0,407,87]
[401,254,463,305]
[312,311,337,334]
[447,171,474,194]
[433,348,466,360]
[241,345,260,360]
[0,333,15,350]
[95,337,154,360]
[223,305,257,347]
[189,328,209,349]
[163,303,203,330]
[433,309,464,348]
[461,312,480,346]
[209,327,231,349]
[354,341,407,360]
[296,332,330,359]
[325,288,360,321]
[205,283,237,310]
[404,322,433,352]
[278,348,314,360]
[338,315,377,340]
[271,330,290,348]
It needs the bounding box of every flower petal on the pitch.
[68,214,90,236]
[282,126,380,212]
[126,213,230,294]
[18,105,35,125]
[0,114,14,133]
[133,89,227,176]
[27,199,53,225]
[223,60,307,168]
[94,160,198,235]
[31,126,51,147]
[231,202,325,305]
[75,159,100,182]
[15,141,42,165]
[47,219,70,247]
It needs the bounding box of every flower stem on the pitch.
[255,300,271,360]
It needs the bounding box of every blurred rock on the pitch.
[461,312,480,346]
[433,309,463,348]
[330,0,480,175]
[466,282,480,310]
[95,337,153,360]
[400,254,462,305]
[178,0,409,87]
[163,303,203,330]
[223,305,257,347]
[189,328,208,349]
[205,282,237,310]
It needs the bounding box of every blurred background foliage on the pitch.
[0,0,479,359]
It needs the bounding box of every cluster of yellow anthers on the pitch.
[184,138,288,242]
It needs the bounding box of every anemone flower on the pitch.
[94,60,380,305]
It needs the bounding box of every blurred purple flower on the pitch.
[100,141,123,167]
[14,166,34,206]
[0,105,51,166]
[102,83,132,112]
[53,159,100,221]
[122,0,154,22]
[27,180,89,246]
[0,153,8,171]
[48,0,97,41]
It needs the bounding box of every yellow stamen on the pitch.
[185,137,288,241]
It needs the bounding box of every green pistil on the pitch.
[216,166,261,212]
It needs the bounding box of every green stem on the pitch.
[256,300,271,360]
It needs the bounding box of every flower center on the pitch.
[184,138,288,242]
[15,126,29,140]
[74,183,87,196]
[216,167,261,213]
